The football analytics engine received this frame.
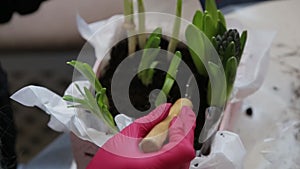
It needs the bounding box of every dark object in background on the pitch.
[200,0,269,9]
[246,107,253,117]
[0,0,47,23]
[0,63,17,169]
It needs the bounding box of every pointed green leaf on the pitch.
[211,36,218,49]
[144,36,161,50]
[240,31,247,50]
[239,30,247,60]
[84,87,117,132]
[207,61,226,106]
[95,88,115,127]
[205,0,218,22]
[224,41,235,61]
[225,57,237,100]
[207,61,219,77]
[150,37,161,48]
[84,87,97,106]
[203,14,217,39]
[75,83,84,96]
[168,51,182,78]
[142,60,159,86]
[217,10,226,28]
[67,60,102,92]
[138,27,162,85]
[185,24,207,76]
[147,27,162,43]
[216,20,227,35]
[193,10,204,30]
[207,81,212,106]
[155,51,182,106]
[155,77,174,106]
[225,57,237,85]
[63,95,86,104]
[138,47,161,85]
[146,61,159,73]
[96,88,107,108]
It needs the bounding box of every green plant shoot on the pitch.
[63,60,117,133]
[155,51,182,106]
[167,0,182,55]
[137,0,146,49]
[124,0,136,55]
[189,0,248,105]
[138,27,162,86]
[185,24,207,76]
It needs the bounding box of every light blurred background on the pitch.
[0,0,123,165]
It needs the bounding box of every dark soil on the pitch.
[99,37,209,149]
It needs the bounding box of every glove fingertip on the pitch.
[180,106,196,120]
[135,103,172,123]
[168,106,196,143]
[168,117,185,142]
[133,103,172,136]
[179,106,196,127]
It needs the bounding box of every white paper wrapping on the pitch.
[191,131,245,169]
[10,82,111,147]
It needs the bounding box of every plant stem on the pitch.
[124,0,136,55]
[137,0,146,49]
[167,0,182,55]
[155,51,182,106]
[138,27,162,86]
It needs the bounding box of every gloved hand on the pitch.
[87,103,196,169]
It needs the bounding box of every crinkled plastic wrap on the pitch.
[10,0,275,168]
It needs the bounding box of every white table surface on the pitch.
[227,0,300,168]
[17,1,300,169]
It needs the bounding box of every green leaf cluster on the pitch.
[137,0,182,86]
[193,0,227,41]
[138,27,162,86]
[63,60,118,133]
[188,0,248,104]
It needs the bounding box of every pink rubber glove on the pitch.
[86,103,196,169]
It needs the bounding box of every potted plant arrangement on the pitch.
[62,0,249,162]
[65,0,246,148]
[11,0,274,168]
